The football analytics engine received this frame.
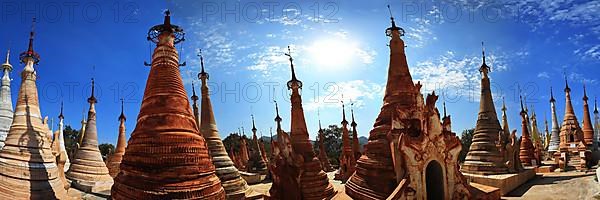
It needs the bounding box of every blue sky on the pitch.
[0,0,599,144]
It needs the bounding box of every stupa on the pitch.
[106,99,127,178]
[351,105,362,160]
[317,120,333,172]
[268,101,302,199]
[197,50,250,199]
[461,42,508,175]
[66,78,114,193]
[285,46,336,199]
[548,87,561,154]
[111,10,225,199]
[594,98,600,150]
[554,77,588,170]
[0,49,13,149]
[346,8,472,199]
[78,111,86,149]
[247,115,268,174]
[0,18,69,199]
[518,96,535,166]
[334,102,355,182]
[530,109,542,164]
[239,133,250,171]
[582,85,595,146]
[57,103,70,172]
[191,81,200,129]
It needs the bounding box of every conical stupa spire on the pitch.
[282,44,335,199]
[107,98,127,178]
[350,103,361,160]
[248,114,268,174]
[519,95,535,166]
[197,50,249,198]
[346,7,418,198]
[582,84,594,145]
[57,101,70,172]
[462,43,507,175]
[548,87,561,153]
[317,110,333,172]
[0,18,68,198]
[190,81,200,129]
[66,78,114,193]
[501,97,510,144]
[20,18,40,65]
[594,97,600,148]
[336,100,356,182]
[0,49,14,149]
[112,11,225,199]
[559,74,583,150]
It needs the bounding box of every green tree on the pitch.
[314,125,342,166]
[459,128,475,163]
[63,125,81,160]
[99,143,115,160]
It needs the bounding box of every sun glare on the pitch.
[307,39,356,70]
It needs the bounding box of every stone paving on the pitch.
[504,171,600,200]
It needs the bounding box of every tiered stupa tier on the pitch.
[519,96,535,166]
[106,99,127,178]
[548,88,561,154]
[351,106,361,160]
[0,49,13,149]
[197,50,249,199]
[461,43,508,175]
[111,11,225,199]
[501,98,511,145]
[335,102,355,182]
[0,18,69,199]
[66,78,114,193]
[248,115,268,174]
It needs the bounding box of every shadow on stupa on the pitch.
[18,95,56,200]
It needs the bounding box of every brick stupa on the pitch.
[317,120,333,172]
[334,102,355,182]
[554,78,588,170]
[351,106,362,161]
[286,46,336,199]
[461,43,508,175]
[0,18,69,199]
[518,96,535,166]
[111,10,225,199]
[582,85,595,146]
[66,78,114,193]
[106,99,127,178]
[268,46,336,199]
[247,116,268,174]
[346,11,475,199]
[197,51,250,199]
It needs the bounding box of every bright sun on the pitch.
[307,39,355,70]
